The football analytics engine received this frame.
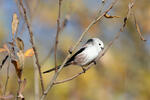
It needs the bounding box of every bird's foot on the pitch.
[68,49,72,54]
[82,67,86,73]
[93,61,96,65]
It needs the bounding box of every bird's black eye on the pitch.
[99,43,101,46]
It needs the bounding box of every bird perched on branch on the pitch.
[43,38,104,73]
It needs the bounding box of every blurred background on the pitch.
[0,0,150,100]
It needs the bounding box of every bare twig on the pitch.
[54,0,63,71]
[0,55,9,70]
[123,0,136,27]
[3,55,10,95]
[18,0,45,94]
[95,0,105,19]
[133,13,146,41]
[40,0,118,99]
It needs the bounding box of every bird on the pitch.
[43,38,104,74]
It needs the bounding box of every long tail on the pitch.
[43,63,70,74]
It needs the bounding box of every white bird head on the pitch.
[85,38,104,52]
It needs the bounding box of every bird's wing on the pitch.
[65,47,86,65]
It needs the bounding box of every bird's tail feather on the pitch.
[43,66,60,73]
[43,63,70,74]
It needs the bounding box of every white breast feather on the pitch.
[80,46,99,65]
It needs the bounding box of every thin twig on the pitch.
[95,0,105,19]
[18,0,45,94]
[123,0,136,27]
[54,0,63,71]
[133,13,146,41]
[0,55,9,70]
[3,55,10,95]
[40,0,118,99]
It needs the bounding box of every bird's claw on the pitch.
[68,49,72,54]
[82,67,86,73]
[93,61,96,65]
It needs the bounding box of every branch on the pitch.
[3,55,10,95]
[133,13,146,41]
[40,0,118,99]
[18,0,45,94]
[54,0,62,71]
[123,0,136,28]
[0,55,9,70]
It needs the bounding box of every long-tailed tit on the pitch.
[43,38,104,73]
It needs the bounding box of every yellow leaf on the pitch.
[104,14,120,19]
[24,48,34,57]
[12,13,19,36]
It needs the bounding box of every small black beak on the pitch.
[101,47,104,50]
